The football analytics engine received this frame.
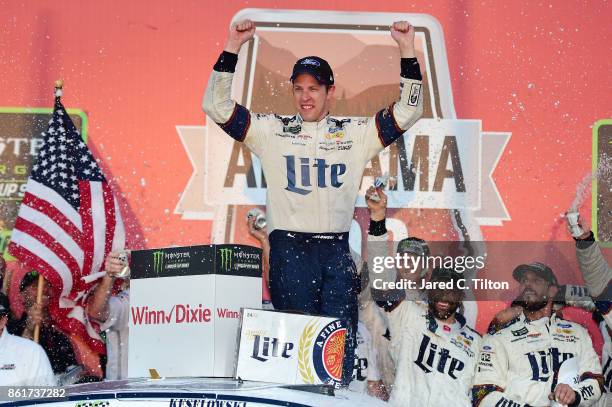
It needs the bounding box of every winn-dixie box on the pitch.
[128,244,262,378]
[235,308,347,387]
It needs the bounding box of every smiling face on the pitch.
[428,287,463,320]
[291,74,335,122]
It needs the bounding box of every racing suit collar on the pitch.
[426,310,467,335]
[296,112,330,127]
[522,310,557,326]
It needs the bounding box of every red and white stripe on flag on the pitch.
[10,179,125,353]
[9,96,126,355]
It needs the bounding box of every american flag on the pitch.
[9,91,125,353]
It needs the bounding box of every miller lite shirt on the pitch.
[203,57,423,233]
[598,318,612,407]
[386,301,481,406]
[472,312,603,407]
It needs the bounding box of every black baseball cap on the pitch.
[512,262,558,286]
[20,270,40,292]
[397,237,430,257]
[290,56,334,86]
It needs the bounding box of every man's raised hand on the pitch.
[390,21,416,58]
[104,251,127,278]
[366,186,387,222]
[225,19,256,53]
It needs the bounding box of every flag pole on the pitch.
[33,274,45,343]
[33,79,62,344]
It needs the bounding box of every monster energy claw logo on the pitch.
[153,250,165,274]
[219,248,233,271]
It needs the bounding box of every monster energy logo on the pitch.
[219,248,233,271]
[153,250,165,274]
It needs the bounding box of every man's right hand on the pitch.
[225,19,256,54]
[566,211,590,239]
[247,216,268,244]
[104,252,127,278]
[366,186,387,221]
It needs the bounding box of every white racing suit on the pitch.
[203,51,423,384]
[575,237,612,406]
[357,268,396,388]
[349,321,382,394]
[472,312,604,406]
[352,249,394,389]
[386,301,481,406]
[202,53,424,234]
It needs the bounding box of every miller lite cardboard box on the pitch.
[128,244,262,378]
[235,308,347,388]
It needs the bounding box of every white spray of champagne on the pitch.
[568,156,612,213]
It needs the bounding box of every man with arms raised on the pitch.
[364,189,481,405]
[203,19,423,383]
[567,213,612,406]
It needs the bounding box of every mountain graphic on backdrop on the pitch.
[251,36,430,118]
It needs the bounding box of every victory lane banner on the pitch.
[235,308,347,388]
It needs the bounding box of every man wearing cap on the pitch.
[365,186,431,300]
[378,266,481,406]
[472,262,604,407]
[366,184,481,404]
[203,19,423,383]
[8,272,78,375]
[360,186,432,391]
[0,292,55,386]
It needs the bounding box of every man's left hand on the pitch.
[365,186,387,221]
[391,21,416,58]
[247,217,268,244]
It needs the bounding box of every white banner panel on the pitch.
[128,245,262,378]
[236,309,347,387]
